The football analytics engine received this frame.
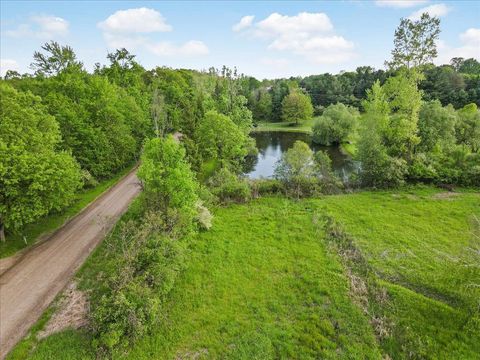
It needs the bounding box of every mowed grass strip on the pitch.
[124,197,380,359]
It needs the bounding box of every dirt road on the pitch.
[0,170,141,358]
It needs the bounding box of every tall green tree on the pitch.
[137,136,198,225]
[281,90,313,125]
[357,80,408,187]
[418,100,457,152]
[387,13,441,69]
[196,110,248,168]
[0,83,81,241]
[456,103,480,153]
[31,41,83,76]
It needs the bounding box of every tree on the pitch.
[281,90,313,125]
[275,141,316,197]
[137,136,198,225]
[456,103,480,153]
[458,58,480,75]
[253,88,272,122]
[381,69,422,160]
[196,110,248,168]
[31,41,83,76]
[418,100,457,152]
[271,81,290,122]
[312,103,359,145]
[387,13,441,69]
[357,81,408,187]
[0,83,81,241]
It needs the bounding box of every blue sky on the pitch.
[1,1,479,79]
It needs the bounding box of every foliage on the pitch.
[357,71,424,187]
[196,110,249,169]
[249,179,284,198]
[207,168,251,203]
[31,41,83,76]
[387,13,441,69]
[274,141,342,196]
[418,100,457,152]
[89,212,188,353]
[312,103,359,145]
[281,90,314,125]
[0,83,81,241]
[251,88,272,122]
[456,103,480,153]
[313,151,343,193]
[274,141,319,198]
[137,136,198,230]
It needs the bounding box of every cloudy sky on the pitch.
[1,1,479,79]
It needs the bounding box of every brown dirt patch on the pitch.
[37,282,89,339]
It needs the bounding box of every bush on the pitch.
[313,151,343,194]
[207,168,251,203]
[274,142,344,197]
[312,103,359,145]
[90,219,187,353]
[81,169,98,188]
[249,179,284,198]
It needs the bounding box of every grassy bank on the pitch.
[253,118,315,134]
[0,165,135,259]
[11,187,480,359]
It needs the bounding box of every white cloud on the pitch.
[0,59,20,77]
[146,40,209,56]
[408,3,450,20]
[233,15,254,32]
[235,12,355,64]
[6,15,69,39]
[255,12,333,37]
[98,8,208,58]
[437,28,480,64]
[375,0,428,8]
[98,7,172,34]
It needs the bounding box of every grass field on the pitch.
[0,165,135,259]
[10,187,480,359]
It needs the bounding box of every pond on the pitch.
[244,132,359,180]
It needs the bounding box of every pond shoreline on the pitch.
[245,132,359,180]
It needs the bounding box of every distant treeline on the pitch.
[241,58,480,122]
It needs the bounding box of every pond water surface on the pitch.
[244,132,359,180]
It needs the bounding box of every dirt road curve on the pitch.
[0,170,141,358]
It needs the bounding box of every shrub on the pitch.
[207,168,251,203]
[90,219,187,353]
[81,169,98,188]
[312,103,359,145]
[313,151,343,194]
[249,179,284,198]
[196,202,213,230]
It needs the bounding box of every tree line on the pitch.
[0,45,254,242]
